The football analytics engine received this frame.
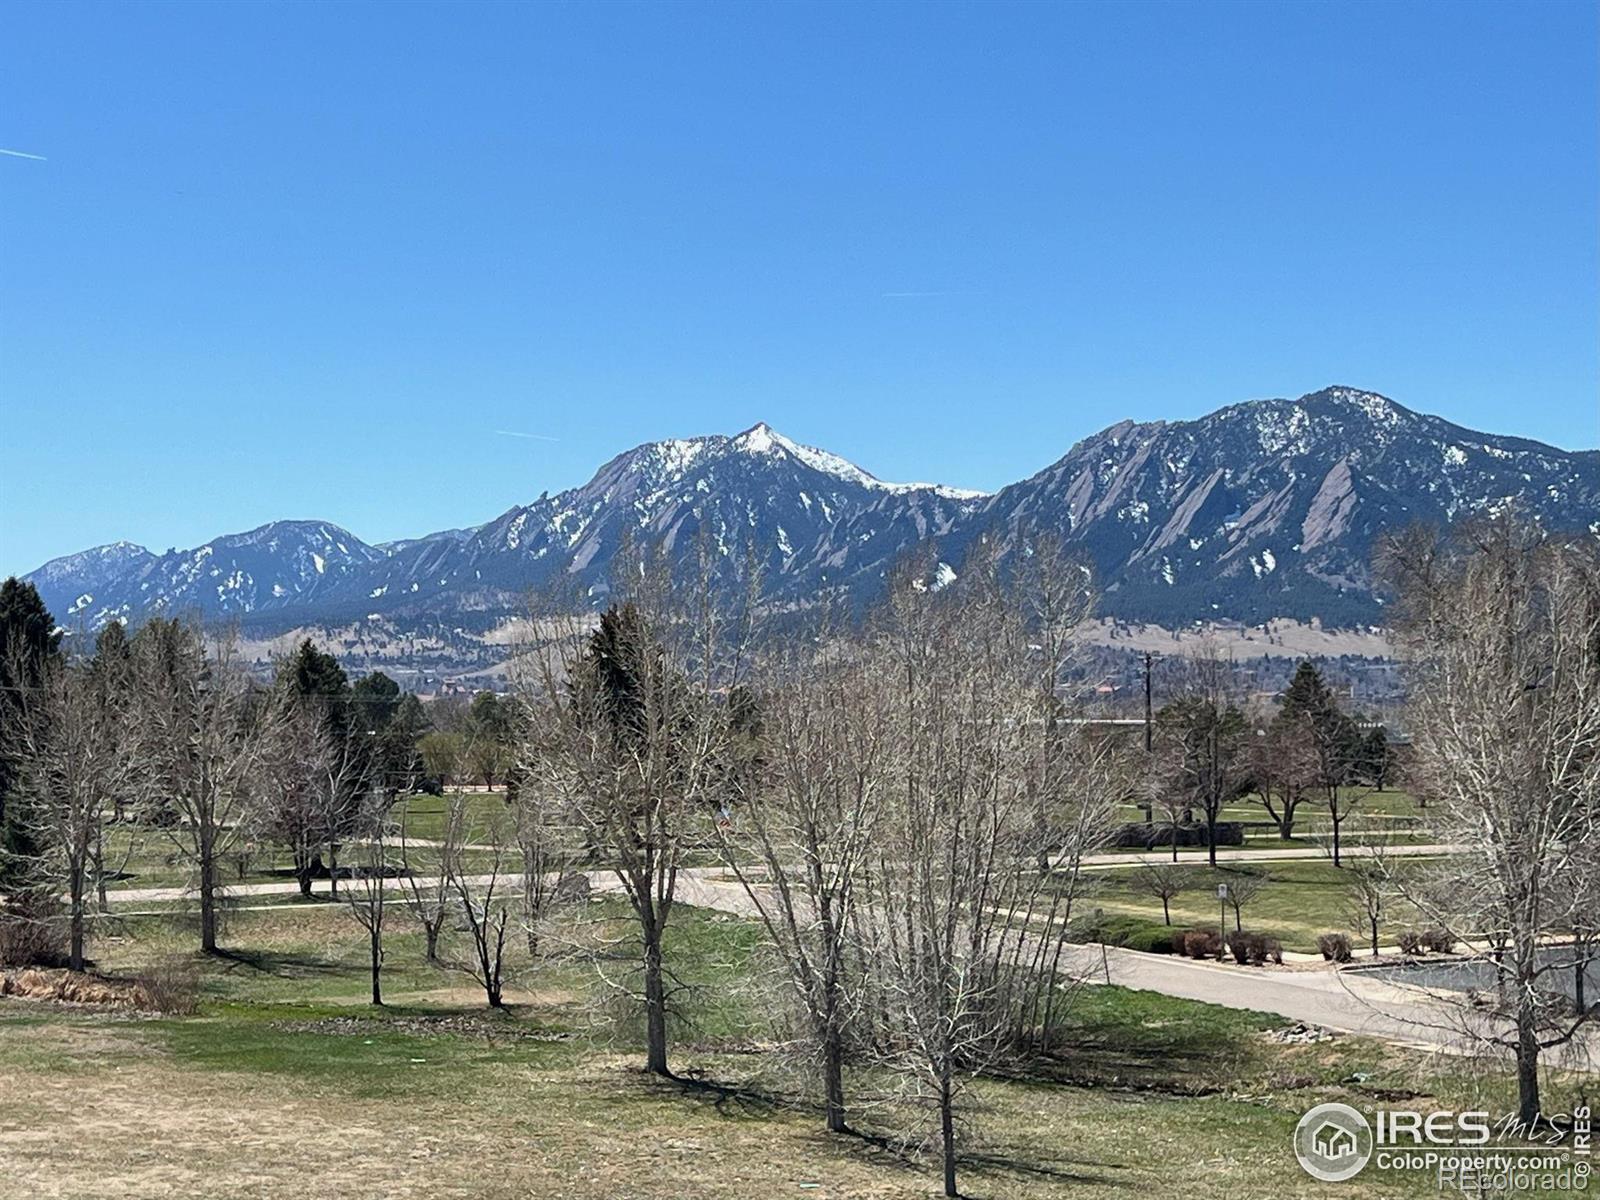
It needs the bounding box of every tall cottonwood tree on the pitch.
[132,620,282,954]
[525,544,753,1076]
[1384,518,1600,1123]
[853,553,1120,1198]
[9,650,132,969]
[1155,654,1251,867]
[716,610,887,1133]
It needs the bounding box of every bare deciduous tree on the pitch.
[1221,870,1263,932]
[398,807,453,965]
[1155,650,1251,867]
[131,621,282,954]
[443,794,512,1009]
[1341,835,1402,957]
[343,794,391,1005]
[852,552,1119,1198]
[1250,710,1318,841]
[1383,518,1600,1122]
[524,542,753,1076]
[716,614,885,1134]
[1132,859,1187,926]
[9,652,132,970]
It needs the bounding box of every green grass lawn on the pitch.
[390,789,510,841]
[2,891,1585,1198]
[1072,858,1430,954]
[93,792,515,898]
[1112,787,1426,838]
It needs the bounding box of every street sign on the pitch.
[1217,884,1229,899]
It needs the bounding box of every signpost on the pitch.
[1217,883,1229,959]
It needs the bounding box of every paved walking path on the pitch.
[93,846,1596,1069]
[1073,842,1459,871]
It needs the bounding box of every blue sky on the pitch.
[3,0,1596,575]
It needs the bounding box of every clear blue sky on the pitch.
[3,0,1596,575]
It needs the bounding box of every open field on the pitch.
[1073,858,1431,955]
[3,901,1588,1199]
[1109,788,1424,845]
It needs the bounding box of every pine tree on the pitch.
[279,639,352,734]
[351,671,401,733]
[0,579,62,896]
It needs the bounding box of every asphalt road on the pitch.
[93,846,1596,1069]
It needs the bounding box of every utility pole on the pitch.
[1143,651,1154,751]
[1141,651,1155,824]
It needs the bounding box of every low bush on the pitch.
[1397,930,1423,956]
[0,905,67,969]
[1181,929,1223,960]
[136,958,201,1015]
[1071,913,1176,953]
[1317,933,1353,963]
[1119,926,1179,955]
[1226,932,1252,964]
[1225,931,1283,966]
[1422,928,1457,954]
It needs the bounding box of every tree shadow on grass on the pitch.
[651,1065,1125,1193]
[648,1065,791,1121]
[208,947,348,980]
[837,1124,1125,1192]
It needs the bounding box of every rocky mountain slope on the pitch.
[24,389,1599,641]
[966,387,1599,625]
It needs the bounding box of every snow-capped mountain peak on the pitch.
[22,389,1596,640]
[729,421,987,500]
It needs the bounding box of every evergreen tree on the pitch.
[466,690,517,789]
[279,639,352,734]
[351,671,401,733]
[0,579,62,895]
[1358,725,1393,790]
[352,674,425,798]
[273,640,365,888]
[582,604,652,746]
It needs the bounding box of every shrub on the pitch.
[1226,931,1252,964]
[0,905,67,968]
[1397,930,1423,956]
[135,958,200,1015]
[1120,926,1179,955]
[1226,932,1279,966]
[1317,933,1353,963]
[1070,913,1174,953]
[1422,928,1456,954]
[1181,929,1223,960]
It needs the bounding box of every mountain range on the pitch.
[24,388,1600,654]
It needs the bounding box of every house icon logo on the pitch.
[1293,1102,1373,1182]
[1313,1122,1355,1159]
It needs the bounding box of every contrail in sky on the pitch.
[494,429,561,442]
[0,148,47,160]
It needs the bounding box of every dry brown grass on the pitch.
[0,1024,915,1200]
